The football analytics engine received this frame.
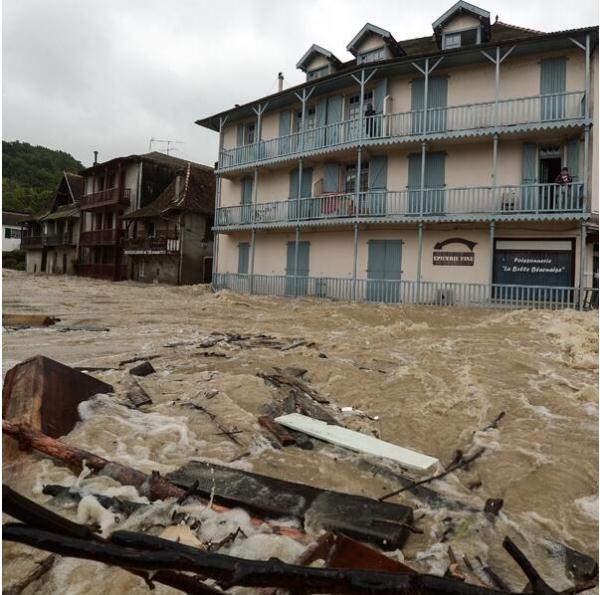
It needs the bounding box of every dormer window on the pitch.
[307,66,329,81]
[442,27,481,49]
[357,47,387,64]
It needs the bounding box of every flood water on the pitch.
[2,269,598,594]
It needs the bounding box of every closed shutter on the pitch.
[315,98,327,148]
[407,153,422,213]
[297,242,310,276]
[286,241,310,295]
[540,58,566,120]
[289,169,299,199]
[567,138,579,180]
[236,124,244,147]
[279,111,291,136]
[384,241,403,280]
[301,168,313,198]
[323,163,340,193]
[411,78,425,133]
[326,95,342,144]
[425,152,445,214]
[237,243,250,274]
[428,76,448,132]
[367,156,387,215]
[522,143,538,210]
[241,177,253,204]
[367,241,386,280]
[373,78,388,114]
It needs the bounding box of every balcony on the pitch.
[80,187,131,210]
[21,235,45,249]
[122,234,180,255]
[79,229,125,246]
[219,91,585,170]
[45,232,75,247]
[76,264,126,281]
[215,183,586,229]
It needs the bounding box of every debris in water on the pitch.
[3,314,59,327]
[129,361,156,377]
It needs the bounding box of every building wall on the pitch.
[131,256,180,284]
[181,212,213,284]
[25,250,43,274]
[442,14,481,34]
[3,225,23,251]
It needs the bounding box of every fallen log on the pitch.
[2,421,303,539]
[2,486,224,595]
[4,522,589,595]
[2,553,55,595]
[3,314,58,327]
[258,415,296,446]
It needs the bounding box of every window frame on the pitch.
[357,47,387,65]
[307,65,329,81]
[442,26,481,49]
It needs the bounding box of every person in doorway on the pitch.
[554,166,573,209]
[364,102,376,137]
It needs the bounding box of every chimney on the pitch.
[278,72,284,92]
[93,151,98,165]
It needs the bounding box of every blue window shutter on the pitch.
[567,138,579,180]
[316,98,327,127]
[540,58,566,95]
[241,177,253,204]
[425,153,445,188]
[368,156,388,190]
[279,111,291,136]
[384,241,403,280]
[427,76,448,132]
[236,124,244,147]
[327,96,342,123]
[323,163,340,193]
[411,78,425,133]
[407,153,422,188]
[301,168,313,198]
[238,243,249,274]
[289,169,299,199]
[367,241,386,280]
[373,78,388,113]
[286,242,295,275]
[522,143,537,184]
[298,242,310,276]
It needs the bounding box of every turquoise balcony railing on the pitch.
[215,182,585,228]
[219,91,585,170]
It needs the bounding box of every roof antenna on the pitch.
[148,138,184,155]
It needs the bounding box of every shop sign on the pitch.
[433,238,476,266]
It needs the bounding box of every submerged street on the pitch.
[2,269,598,593]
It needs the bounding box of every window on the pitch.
[296,106,316,131]
[307,66,329,81]
[442,27,481,49]
[357,47,386,64]
[347,91,373,120]
[238,243,250,274]
[245,123,255,145]
[345,162,369,194]
[4,227,22,239]
[146,221,155,237]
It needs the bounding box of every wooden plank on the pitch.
[166,460,414,549]
[275,413,438,472]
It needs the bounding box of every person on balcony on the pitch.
[364,102,376,137]
[554,167,573,209]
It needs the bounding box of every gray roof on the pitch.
[432,1,490,30]
[346,23,401,56]
[296,44,342,71]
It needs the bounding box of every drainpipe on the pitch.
[419,141,427,218]
[416,222,423,303]
[489,221,495,303]
[579,221,587,310]
[250,228,256,294]
[492,133,498,188]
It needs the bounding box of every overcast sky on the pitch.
[2,0,598,168]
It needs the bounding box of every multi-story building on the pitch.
[21,173,83,274]
[198,1,598,308]
[3,209,29,252]
[77,151,213,282]
[121,162,215,284]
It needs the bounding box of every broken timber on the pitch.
[275,413,438,472]
[3,314,58,327]
[2,356,113,440]
[166,460,414,549]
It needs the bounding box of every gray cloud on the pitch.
[3,0,598,168]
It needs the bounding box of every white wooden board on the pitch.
[274,413,439,472]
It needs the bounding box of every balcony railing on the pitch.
[215,183,585,228]
[122,235,180,254]
[79,229,125,246]
[80,187,131,210]
[21,235,45,249]
[76,263,126,280]
[219,91,585,169]
[214,273,599,311]
[45,232,75,247]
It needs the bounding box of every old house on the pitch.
[197,1,598,308]
[21,173,83,274]
[122,162,215,284]
[3,209,28,252]
[77,151,213,281]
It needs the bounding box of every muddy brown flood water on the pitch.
[2,269,598,594]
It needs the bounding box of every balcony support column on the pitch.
[355,146,363,219]
[489,221,495,297]
[411,57,443,134]
[569,33,590,121]
[352,222,359,301]
[579,221,587,310]
[250,228,256,294]
[481,45,515,126]
[351,68,376,139]
[297,158,303,222]
[583,124,590,201]
[294,87,315,153]
[416,222,424,304]
[419,141,427,217]
[492,133,499,188]
[213,115,228,288]
[252,102,269,162]
[294,226,300,297]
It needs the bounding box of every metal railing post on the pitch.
[352,222,359,301]
[579,221,587,310]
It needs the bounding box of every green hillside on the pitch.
[2,140,84,214]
